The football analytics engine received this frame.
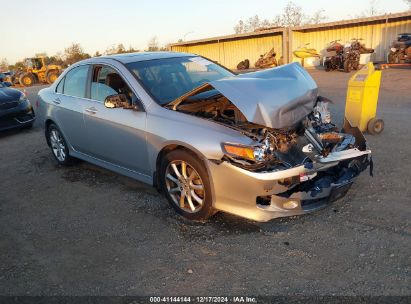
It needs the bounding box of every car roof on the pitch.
[98,51,195,64]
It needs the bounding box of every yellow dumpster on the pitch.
[345,62,384,134]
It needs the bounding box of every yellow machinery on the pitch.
[345,62,384,134]
[293,44,320,58]
[18,57,62,87]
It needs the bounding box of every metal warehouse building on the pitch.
[170,11,411,69]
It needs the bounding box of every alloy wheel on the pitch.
[165,160,205,213]
[50,129,66,162]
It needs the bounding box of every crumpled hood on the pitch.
[209,62,318,129]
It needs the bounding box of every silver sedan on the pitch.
[37,52,371,222]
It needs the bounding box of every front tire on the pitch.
[47,123,75,165]
[46,71,59,84]
[160,149,215,221]
[19,74,35,87]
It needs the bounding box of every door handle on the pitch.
[53,97,61,104]
[85,107,97,114]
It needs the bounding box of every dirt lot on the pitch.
[0,68,410,296]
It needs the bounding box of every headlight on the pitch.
[222,143,266,162]
[19,94,27,102]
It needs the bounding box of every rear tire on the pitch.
[160,149,215,221]
[47,123,76,165]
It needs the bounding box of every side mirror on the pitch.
[105,94,129,109]
[104,94,140,110]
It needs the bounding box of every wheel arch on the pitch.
[154,143,203,186]
[153,143,216,205]
[44,119,55,147]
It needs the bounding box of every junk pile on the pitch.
[388,33,411,64]
[255,48,278,69]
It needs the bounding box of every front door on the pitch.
[82,65,150,176]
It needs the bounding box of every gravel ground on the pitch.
[0,68,410,296]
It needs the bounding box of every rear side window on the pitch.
[63,65,89,98]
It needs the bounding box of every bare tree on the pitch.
[147,36,159,51]
[233,1,326,33]
[0,58,9,71]
[356,0,381,17]
[279,1,306,27]
[127,45,140,53]
[365,0,381,16]
[309,9,328,24]
[105,44,117,55]
[234,15,273,34]
[234,20,246,34]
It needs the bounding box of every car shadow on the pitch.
[0,127,34,139]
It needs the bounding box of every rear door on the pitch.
[52,65,90,152]
[81,64,150,175]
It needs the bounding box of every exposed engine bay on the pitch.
[170,91,364,173]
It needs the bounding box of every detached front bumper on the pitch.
[209,130,371,222]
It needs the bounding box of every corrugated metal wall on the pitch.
[292,19,411,62]
[171,17,411,67]
[171,34,283,69]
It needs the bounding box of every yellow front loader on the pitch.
[18,57,62,87]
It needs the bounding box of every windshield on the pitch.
[126,56,234,105]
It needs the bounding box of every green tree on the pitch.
[116,43,126,54]
[8,60,25,71]
[64,43,91,65]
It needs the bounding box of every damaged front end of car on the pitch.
[166,63,372,221]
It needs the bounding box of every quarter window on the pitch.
[56,77,65,94]
[63,65,89,98]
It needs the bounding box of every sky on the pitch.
[1,0,409,64]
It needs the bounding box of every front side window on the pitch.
[63,65,89,98]
[126,56,233,105]
[90,65,133,103]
